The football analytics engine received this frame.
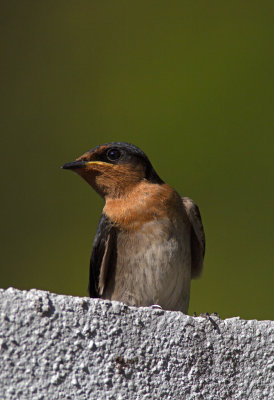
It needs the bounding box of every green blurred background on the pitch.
[1,1,273,320]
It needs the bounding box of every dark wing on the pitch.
[182,197,205,279]
[89,213,117,297]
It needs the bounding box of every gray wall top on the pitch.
[0,288,273,400]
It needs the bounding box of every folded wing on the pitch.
[89,214,117,297]
[182,197,205,278]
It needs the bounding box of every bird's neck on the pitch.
[103,181,183,231]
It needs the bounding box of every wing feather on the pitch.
[89,214,117,297]
[182,197,205,278]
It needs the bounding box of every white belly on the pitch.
[104,218,191,313]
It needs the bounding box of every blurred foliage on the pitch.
[0,1,273,320]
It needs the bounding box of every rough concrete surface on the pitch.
[0,288,273,400]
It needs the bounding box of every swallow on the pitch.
[62,142,205,313]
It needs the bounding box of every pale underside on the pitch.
[101,217,192,313]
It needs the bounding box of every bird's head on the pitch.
[62,142,163,199]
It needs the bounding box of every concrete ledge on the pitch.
[0,288,273,399]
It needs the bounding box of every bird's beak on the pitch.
[62,160,107,170]
[62,160,87,170]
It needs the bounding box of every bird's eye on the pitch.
[106,148,121,161]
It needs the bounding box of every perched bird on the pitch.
[62,142,205,313]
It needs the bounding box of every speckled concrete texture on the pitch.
[0,288,273,400]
